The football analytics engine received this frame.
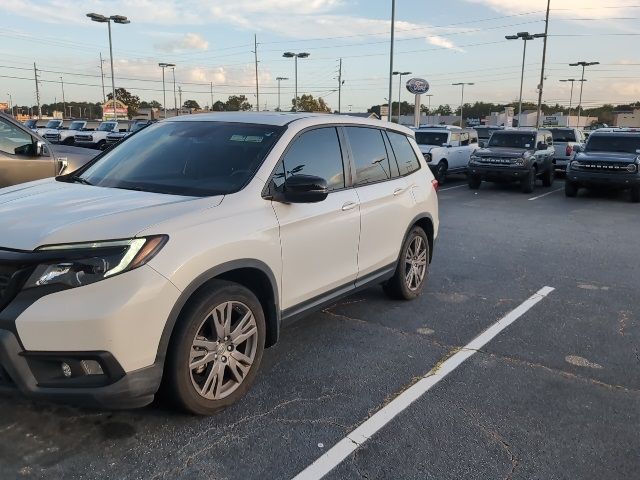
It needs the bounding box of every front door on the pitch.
[0,117,54,188]
[270,126,360,311]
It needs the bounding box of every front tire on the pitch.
[435,161,447,185]
[542,165,554,187]
[630,187,640,203]
[521,169,535,194]
[383,226,430,300]
[565,181,578,198]
[468,176,481,189]
[164,280,266,415]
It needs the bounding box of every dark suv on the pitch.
[467,129,555,193]
[565,129,640,202]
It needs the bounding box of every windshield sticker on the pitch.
[525,144,531,148]
[230,135,264,143]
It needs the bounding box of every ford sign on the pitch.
[406,78,429,95]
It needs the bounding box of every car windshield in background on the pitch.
[415,131,448,146]
[75,121,284,196]
[24,119,37,128]
[98,123,116,132]
[68,121,85,130]
[475,127,498,139]
[130,122,148,132]
[488,133,536,149]
[585,135,640,154]
[550,129,576,142]
[45,120,62,128]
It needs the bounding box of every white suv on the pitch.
[414,126,478,183]
[0,113,438,414]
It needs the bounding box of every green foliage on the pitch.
[107,88,140,119]
[292,94,331,112]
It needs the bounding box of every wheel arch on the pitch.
[406,214,435,263]
[155,259,280,367]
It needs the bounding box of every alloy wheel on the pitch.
[189,301,258,400]
[404,235,427,291]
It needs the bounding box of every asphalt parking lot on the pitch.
[1,174,638,480]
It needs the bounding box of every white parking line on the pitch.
[439,184,466,192]
[292,286,555,480]
[528,187,563,201]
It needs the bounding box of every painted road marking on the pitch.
[439,184,466,192]
[528,187,563,201]
[292,286,555,480]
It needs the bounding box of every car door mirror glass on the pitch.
[14,142,37,156]
[275,175,329,203]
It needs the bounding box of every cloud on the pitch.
[464,0,637,19]
[154,33,209,53]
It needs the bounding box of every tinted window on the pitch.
[460,132,469,146]
[415,131,448,146]
[550,129,576,142]
[450,133,461,145]
[346,127,392,185]
[489,133,536,149]
[475,127,498,140]
[77,121,283,196]
[0,118,33,155]
[279,127,345,191]
[585,135,640,153]
[387,131,421,176]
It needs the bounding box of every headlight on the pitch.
[570,160,580,169]
[512,158,526,167]
[24,236,168,289]
[469,155,479,164]
[423,153,432,162]
[626,163,637,173]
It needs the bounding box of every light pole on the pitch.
[172,65,178,115]
[6,93,12,116]
[452,82,474,127]
[283,52,309,112]
[158,62,175,119]
[60,76,66,119]
[559,79,585,126]
[425,94,433,124]
[506,32,545,127]
[392,71,411,122]
[569,61,599,128]
[275,76,288,112]
[387,0,396,122]
[87,13,130,120]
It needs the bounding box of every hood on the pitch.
[475,147,532,158]
[418,145,438,154]
[0,179,222,250]
[576,151,639,163]
[49,144,98,171]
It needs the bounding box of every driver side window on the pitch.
[0,119,34,156]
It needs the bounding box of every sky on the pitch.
[1,0,639,113]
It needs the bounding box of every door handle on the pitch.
[393,187,407,196]
[341,201,358,211]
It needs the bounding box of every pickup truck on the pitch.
[414,126,478,184]
[35,119,64,137]
[74,121,118,150]
[105,119,153,147]
[0,112,97,188]
[42,120,89,145]
[547,127,585,171]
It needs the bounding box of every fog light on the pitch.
[61,362,72,378]
[81,360,104,375]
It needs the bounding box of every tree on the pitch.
[211,100,226,111]
[292,94,331,112]
[183,99,200,110]
[107,87,140,119]
[434,104,452,116]
[225,95,252,111]
[140,100,162,109]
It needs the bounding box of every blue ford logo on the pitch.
[406,78,430,95]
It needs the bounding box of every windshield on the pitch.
[550,129,576,142]
[585,135,640,154]
[488,133,536,149]
[68,121,84,130]
[76,121,284,196]
[98,122,117,132]
[415,131,449,146]
[130,122,148,132]
[24,119,37,128]
[45,120,62,128]
[475,127,498,139]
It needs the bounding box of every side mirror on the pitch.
[274,175,329,203]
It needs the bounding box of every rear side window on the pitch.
[387,131,421,176]
[279,127,345,191]
[345,127,393,185]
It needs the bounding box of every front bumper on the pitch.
[566,170,640,189]
[468,164,531,182]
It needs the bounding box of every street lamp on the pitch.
[6,93,12,116]
[559,79,586,126]
[275,76,289,112]
[452,82,474,127]
[569,61,599,128]
[60,76,66,120]
[158,62,175,119]
[506,32,545,127]
[86,13,130,120]
[283,52,310,112]
[392,71,411,122]
[172,65,178,115]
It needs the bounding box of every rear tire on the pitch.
[630,187,640,203]
[63,137,75,146]
[468,176,481,189]
[542,166,554,187]
[96,140,106,150]
[435,161,447,185]
[565,181,578,198]
[164,280,266,415]
[383,226,430,301]
[521,169,535,194]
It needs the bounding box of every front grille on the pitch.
[573,161,636,174]
[0,264,27,311]
[0,364,14,387]
[477,157,517,166]
[44,133,60,142]
[75,135,93,142]
[106,137,120,144]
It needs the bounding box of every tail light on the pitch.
[566,145,573,156]
[431,179,439,192]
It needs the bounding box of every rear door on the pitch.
[0,116,55,188]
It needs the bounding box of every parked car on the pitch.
[475,126,503,148]
[0,112,97,188]
[23,119,38,131]
[35,119,64,137]
[467,129,556,193]
[0,112,439,414]
[74,121,118,150]
[42,120,90,146]
[414,126,478,183]
[565,128,640,202]
[105,119,153,147]
[547,127,586,171]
